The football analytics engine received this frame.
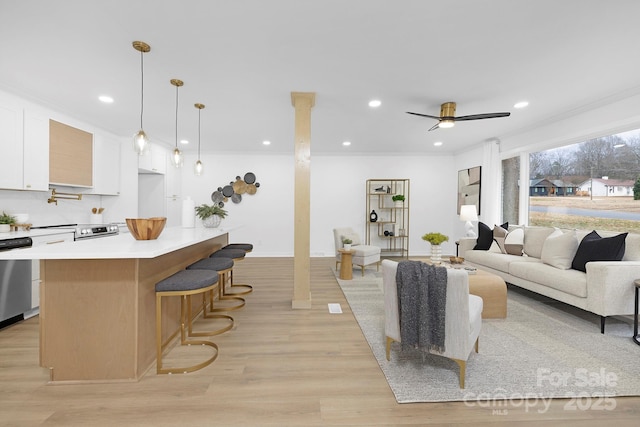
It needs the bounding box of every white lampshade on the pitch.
[460,204,478,238]
[459,205,478,222]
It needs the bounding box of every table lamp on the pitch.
[460,204,478,238]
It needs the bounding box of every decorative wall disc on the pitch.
[222,185,234,197]
[244,172,256,184]
[246,184,257,195]
[233,178,247,194]
[211,191,224,203]
[231,193,242,203]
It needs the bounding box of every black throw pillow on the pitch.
[571,231,628,272]
[473,222,508,250]
[473,222,493,250]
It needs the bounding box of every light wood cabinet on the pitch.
[49,119,93,187]
[366,179,410,258]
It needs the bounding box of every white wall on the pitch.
[182,151,459,257]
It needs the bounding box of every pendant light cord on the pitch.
[140,49,144,130]
[175,84,179,149]
[198,108,201,159]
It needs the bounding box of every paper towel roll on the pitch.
[182,197,196,228]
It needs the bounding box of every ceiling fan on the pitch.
[406,102,510,131]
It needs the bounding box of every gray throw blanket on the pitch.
[396,261,447,354]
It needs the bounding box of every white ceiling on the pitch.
[2,0,640,155]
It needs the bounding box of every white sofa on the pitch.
[458,226,640,333]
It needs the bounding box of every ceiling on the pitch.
[2,0,640,155]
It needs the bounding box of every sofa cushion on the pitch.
[523,226,556,258]
[509,261,588,298]
[541,229,579,270]
[464,249,536,274]
[353,244,380,256]
[571,231,627,272]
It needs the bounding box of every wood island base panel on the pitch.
[25,228,230,383]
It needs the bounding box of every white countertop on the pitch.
[0,228,75,240]
[0,226,233,260]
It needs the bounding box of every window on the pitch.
[525,129,640,233]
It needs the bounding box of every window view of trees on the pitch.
[528,129,640,233]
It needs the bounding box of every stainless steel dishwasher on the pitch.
[0,237,33,327]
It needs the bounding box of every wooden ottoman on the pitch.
[467,268,507,318]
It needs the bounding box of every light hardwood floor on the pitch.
[1,257,639,426]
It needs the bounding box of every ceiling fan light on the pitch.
[133,130,149,154]
[439,120,455,128]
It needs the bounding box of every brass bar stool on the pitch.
[187,257,245,312]
[155,269,220,374]
[224,243,253,253]
[210,248,253,295]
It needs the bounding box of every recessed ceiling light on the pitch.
[98,95,114,103]
[262,140,271,146]
[368,99,381,108]
[433,141,443,147]
[514,101,529,109]
[342,141,351,146]
[180,139,189,145]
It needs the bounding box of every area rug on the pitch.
[333,268,640,405]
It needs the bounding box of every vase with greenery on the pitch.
[0,212,16,233]
[342,237,353,250]
[392,194,405,207]
[194,204,228,228]
[422,232,449,264]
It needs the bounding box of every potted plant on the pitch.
[194,204,228,228]
[342,237,353,250]
[422,232,449,264]
[392,194,405,207]
[0,212,16,233]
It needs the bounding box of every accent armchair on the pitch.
[333,227,381,276]
[381,259,483,388]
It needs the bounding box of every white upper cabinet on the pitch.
[87,134,121,195]
[0,102,25,190]
[23,110,50,191]
[138,144,167,174]
[0,104,49,191]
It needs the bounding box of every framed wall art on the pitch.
[457,166,481,215]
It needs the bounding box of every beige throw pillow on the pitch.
[493,225,524,255]
[541,229,579,269]
[524,226,557,258]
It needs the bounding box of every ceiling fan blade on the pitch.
[454,112,511,121]
[427,122,440,132]
[406,111,441,120]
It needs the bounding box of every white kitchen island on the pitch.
[0,226,232,383]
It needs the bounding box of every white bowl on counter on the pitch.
[13,213,29,224]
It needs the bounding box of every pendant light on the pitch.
[170,79,184,167]
[194,103,205,176]
[132,41,151,155]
